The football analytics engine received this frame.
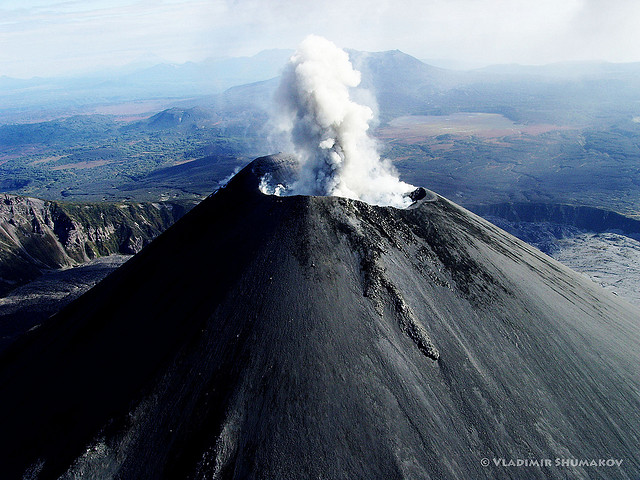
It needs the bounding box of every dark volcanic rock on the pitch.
[0,195,193,295]
[0,155,639,479]
[0,255,131,352]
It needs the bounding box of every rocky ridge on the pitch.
[0,194,194,295]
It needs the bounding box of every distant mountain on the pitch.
[128,107,220,131]
[475,61,640,79]
[355,53,640,124]
[0,50,293,120]
[349,49,469,119]
[0,155,638,479]
[176,49,469,123]
[105,49,293,98]
[4,48,640,127]
[199,49,640,125]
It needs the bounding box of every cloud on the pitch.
[0,1,230,77]
[562,0,640,62]
[1,0,639,78]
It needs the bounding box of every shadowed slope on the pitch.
[0,154,639,479]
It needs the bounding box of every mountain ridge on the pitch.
[0,193,195,295]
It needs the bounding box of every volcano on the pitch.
[0,155,639,479]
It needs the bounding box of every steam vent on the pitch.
[0,154,639,479]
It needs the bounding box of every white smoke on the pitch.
[274,35,415,208]
[219,166,241,188]
[258,173,286,196]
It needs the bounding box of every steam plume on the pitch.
[274,35,415,208]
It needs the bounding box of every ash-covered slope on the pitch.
[0,155,639,479]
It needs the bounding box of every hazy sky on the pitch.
[2,0,640,78]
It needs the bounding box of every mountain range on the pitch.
[0,49,294,121]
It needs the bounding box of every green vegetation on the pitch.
[0,110,261,201]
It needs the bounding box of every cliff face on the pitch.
[0,194,194,295]
[469,202,640,236]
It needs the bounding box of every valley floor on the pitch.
[0,255,130,352]
[551,232,640,307]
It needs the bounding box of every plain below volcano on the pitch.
[0,154,638,480]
